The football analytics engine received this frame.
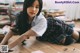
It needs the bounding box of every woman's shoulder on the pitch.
[34,13,47,23]
[36,13,46,20]
[37,13,45,18]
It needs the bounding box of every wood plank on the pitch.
[46,42,80,53]
[72,43,80,49]
[8,36,80,53]
[21,41,59,53]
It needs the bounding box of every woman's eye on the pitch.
[29,5,39,9]
[36,6,39,8]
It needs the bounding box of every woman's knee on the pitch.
[72,30,79,40]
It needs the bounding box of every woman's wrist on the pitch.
[21,34,28,40]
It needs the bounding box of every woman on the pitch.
[0,0,80,50]
[1,0,47,49]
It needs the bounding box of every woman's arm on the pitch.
[0,30,14,45]
[8,29,37,49]
[8,14,47,49]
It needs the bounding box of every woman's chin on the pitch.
[30,15,35,18]
[29,14,36,17]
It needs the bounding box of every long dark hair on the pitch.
[16,0,43,34]
[23,0,43,16]
[19,0,43,23]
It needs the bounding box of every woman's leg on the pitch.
[61,30,79,45]
[71,30,79,41]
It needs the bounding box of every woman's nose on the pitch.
[32,7,36,11]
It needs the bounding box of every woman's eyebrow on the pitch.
[36,5,39,6]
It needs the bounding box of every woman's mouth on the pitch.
[30,12,35,15]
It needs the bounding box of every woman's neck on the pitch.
[28,17,34,24]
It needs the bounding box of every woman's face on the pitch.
[27,0,39,18]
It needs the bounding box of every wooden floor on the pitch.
[9,21,80,53]
[6,36,80,53]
